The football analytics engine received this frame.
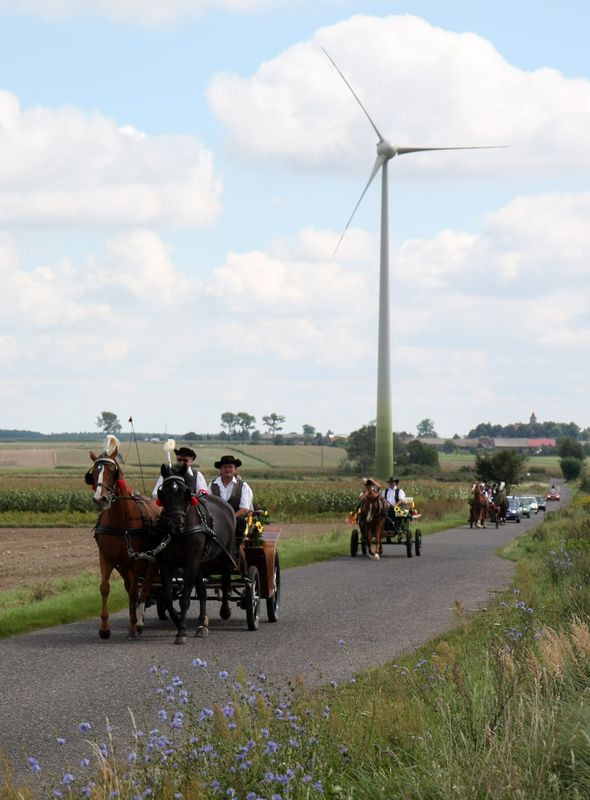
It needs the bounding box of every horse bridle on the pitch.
[86,457,120,506]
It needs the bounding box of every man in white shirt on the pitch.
[385,477,406,506]
[152,446,207,497]
[208,454,253,518]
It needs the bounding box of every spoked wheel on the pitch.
[266,552,281,623]
[414,528,422,557]
[350,529,359,557]
[405,529,413,558]
[245,565,261,631]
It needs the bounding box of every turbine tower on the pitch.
[323,48,503,480]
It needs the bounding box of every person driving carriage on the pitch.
[151,446,208,497]
[209,455,254,546]
[384,477,406,507]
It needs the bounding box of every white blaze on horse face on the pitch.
[93,464,105,502]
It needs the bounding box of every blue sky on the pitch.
[1,0,589,438]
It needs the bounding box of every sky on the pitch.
[1,0,590,438]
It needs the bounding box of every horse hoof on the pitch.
[220,605,231,621]
[127,630,138,640]
[174,635,187,645]
[374,553,380,560]
[99,629,111,640]
[195,626,209,638]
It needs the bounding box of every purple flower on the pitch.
[27,756,41,773]
[78,722,92,733]
[192,657,207,668]
[218,670,229,680]
[80,758,90,768]
[61,772,75,785]
[56,737,65,746]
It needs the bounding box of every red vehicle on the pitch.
[546,487,561,501]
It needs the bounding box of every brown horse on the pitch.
[85,435,161,639]
[469,483,489,529]
[358,480,388,559]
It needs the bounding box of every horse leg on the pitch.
[136,562,155,635]
[375,519,384,558]
[98,550,113,640]
[121,565,141,639]
[194,571,209,638]
[174,573,195,645]
[365,523,377,559]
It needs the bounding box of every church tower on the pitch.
[530,411,537,425]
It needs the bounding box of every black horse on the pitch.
[154,463,236,644]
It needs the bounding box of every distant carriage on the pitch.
[350,495,422,559]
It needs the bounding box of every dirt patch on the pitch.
[0,520,348,592]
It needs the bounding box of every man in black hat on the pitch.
[209,454,254,527]
[384,477,406,507]
[152,446,207,497]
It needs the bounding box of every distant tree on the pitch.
[96,411,122,435]
[441,440,456,453]
[475,451,526,490]
[345,423,376,474]
[236,412,256,443]
[405,439,439,468]
[416,418,437,438]
[560,456,583,482]
[251,429,262,443]
[262,412,286,439]
[183,431,198,440]
[220,412,238,438]
[557,437,585,462]
[302,424,316,443]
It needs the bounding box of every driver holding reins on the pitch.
[209,454,254,544]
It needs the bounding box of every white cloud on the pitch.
[0,0,277,24]
[0,91,222,227]
[208,14,590,175]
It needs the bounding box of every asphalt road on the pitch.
[0,499,564,783]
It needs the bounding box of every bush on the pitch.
[560,456,583,481]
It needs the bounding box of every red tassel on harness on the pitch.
[190,496,199,507]
[116,479,126,489]
[155,498,162,507]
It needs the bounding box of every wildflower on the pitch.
[199,708,214,722]
[218,670,229,680]
[27,756,41,773]
[78,722,92,733]
[338,639,345,646]
[266,740,279,754]
[149,665,158,673]
[288,737,299,748]
[80,758,90,768]
[330,680,338,688]
[222,704,234,718]
[61,772,75,785]
[314,779,325,793]
[258,672,266,682]
[127,752,137,763]
[99,742,109,758]
[192,657,207,668]
[260,728,270,738]
[158,709,167,721]
[56,737,65,746]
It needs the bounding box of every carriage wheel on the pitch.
[245,565,261,631]
[266,552,281,623]
[405,529,413,558]
[156,597,169,621]
[350,529,359,557]
[414,529,422,557]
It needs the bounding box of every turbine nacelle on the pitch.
[377,140,398,160]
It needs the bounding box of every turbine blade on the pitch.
[396,145,508,155]
[333,155,385,257]
[322,47,384,142]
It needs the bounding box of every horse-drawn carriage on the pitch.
[350,496,422,559]
[145,509,281,632]
[86,437,280,642]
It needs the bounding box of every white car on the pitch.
[524,495,539,514]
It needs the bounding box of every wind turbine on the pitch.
[323,47,504,480]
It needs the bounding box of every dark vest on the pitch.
[181,469,197,493]
[211,477,243,511]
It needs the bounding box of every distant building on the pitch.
[530,411,538,425]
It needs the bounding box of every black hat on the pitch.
[174,447,196,460]
[214,454,242,469]
[387,477,399,484]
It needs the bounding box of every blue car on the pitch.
[506,497,522,523]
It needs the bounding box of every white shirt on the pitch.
[385,486,406,505]
[152,467,208,498]
[209,475,253,511]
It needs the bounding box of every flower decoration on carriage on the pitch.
[243,509,266,546]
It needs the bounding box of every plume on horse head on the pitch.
[104,435,120,457]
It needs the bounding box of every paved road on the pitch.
[0,500,564,781]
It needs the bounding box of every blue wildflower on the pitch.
[27,756,41,773]
[78,722,92,733]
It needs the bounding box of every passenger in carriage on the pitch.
[209,454,254,545]
[151,446,208,497]
[384,477,406,507]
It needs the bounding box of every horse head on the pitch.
[85,435,122,511]
[156,463,198,536]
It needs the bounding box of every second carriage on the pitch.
[350,497,422,559]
